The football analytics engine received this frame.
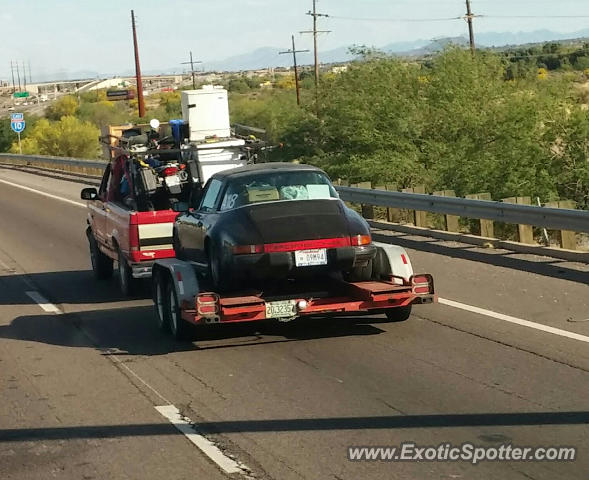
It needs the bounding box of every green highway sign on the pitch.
[13,92,30,98]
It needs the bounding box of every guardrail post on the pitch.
[354,182,374,220]
[545,200,577,250]
[433,190,459,232]
[402,185,427,227]
[385,183,401,222]
[466,193,495,238]
[502,197,534,244]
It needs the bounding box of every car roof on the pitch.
[212,162,326,180]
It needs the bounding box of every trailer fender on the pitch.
[152,259,200,306]
[373,242,414,283]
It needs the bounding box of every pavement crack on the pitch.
[169,360,228,401]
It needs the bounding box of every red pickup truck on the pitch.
[82,154,180,295]
[82,122,250,295]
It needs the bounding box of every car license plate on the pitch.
[294,248,328,267]
[265,300,297,319]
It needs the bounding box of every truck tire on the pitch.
[88,232,113,280]
[117,248,136,296]
[165,278,189,340]
[385,305,412,323]
[153,271,170,332]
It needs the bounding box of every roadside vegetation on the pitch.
[1,43,588,208]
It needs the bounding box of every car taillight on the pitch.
[351,234,371,246]
[411,274,434,295]
[163,167,178,176]
[129,220,139,251]
[232,244,264,255]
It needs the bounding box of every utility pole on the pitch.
[10,61,16,93]
[181,51,203,90]
[16,62,21,92]
[465,0,476,55]
[28,60,32,83]
[302,0,330,114]
[22,61,27,91]
[279,35,309,106]
[131,10,146,118]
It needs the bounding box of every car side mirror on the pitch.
[172,202,189,213]
[81,187,98,200]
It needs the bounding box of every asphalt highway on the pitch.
[0,167,588,480]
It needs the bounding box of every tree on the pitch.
[12,116,100,158]
[45,95,79,120]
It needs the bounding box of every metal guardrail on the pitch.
[0,153,587,234]
[0,153,107,170]
[336,186,589,234]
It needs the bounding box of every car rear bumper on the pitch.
[231,245,377,279]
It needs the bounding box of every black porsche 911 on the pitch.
[173,163,377,291]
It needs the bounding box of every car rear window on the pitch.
[220,170,338,211]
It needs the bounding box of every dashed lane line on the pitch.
[25,290,62,314]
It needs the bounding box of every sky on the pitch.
[1,0,589,80]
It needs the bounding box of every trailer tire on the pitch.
[166,278,189,340]
[385,305,412,323]
[153,271,170,332]
[117,247,136,297]
[88,231,113,280]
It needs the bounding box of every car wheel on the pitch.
[117,248,136,296]
[88,232,113,280]
[385,305,412,323]
[347,259,373,282]
[207,243,232,292]
[165,279,188,340]
[153,272,170,332]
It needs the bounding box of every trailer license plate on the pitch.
[295,248,328,267]
[265,300,297,319]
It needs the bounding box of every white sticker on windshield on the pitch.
[306,184,331,199]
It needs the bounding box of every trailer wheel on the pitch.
[153,272,170,332]
[117,248,136,297]
[88,232,113,280]
[385,305,412,323]
[166,279,189,340]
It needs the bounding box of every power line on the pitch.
[327,15,462,23]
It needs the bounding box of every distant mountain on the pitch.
[204,28,589,72]
[30,28,589,81]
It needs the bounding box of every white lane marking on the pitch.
[0,178,85,208]
[25,290,62,314]
[439,297,589,344]
[155,405,250,475]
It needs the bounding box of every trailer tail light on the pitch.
[351,234,371,246]
[411,274,434,295]
[197,293,219,316]
[232,244,263,255]
[163,167,178,176]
